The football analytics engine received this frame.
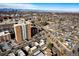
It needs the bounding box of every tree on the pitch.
[47,43,54,50]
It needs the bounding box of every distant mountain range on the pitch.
[0,8,50,12]
[0,8,27,12]
[0,8,79,13]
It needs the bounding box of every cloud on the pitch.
[0,3,39,9]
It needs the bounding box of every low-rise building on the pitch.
[16,49,25,56]
[30,46,38,55]
[43,48,52,56]
[34,42,39,46]
[0,31,11,43]
[24,46,30,52]
[8,53,15,56]
[39,40,45,49]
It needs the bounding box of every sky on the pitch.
[0,3,79,12]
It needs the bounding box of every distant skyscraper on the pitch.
[14,20,31,43]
